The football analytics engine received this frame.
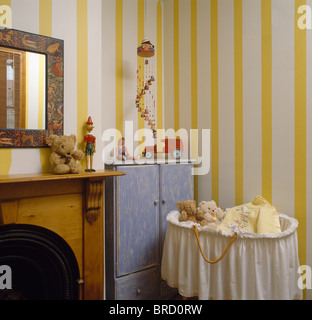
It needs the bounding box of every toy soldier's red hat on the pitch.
[86,116,93,125]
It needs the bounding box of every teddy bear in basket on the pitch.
[176,200,210,227]
[46,134,85,174]
[197,200,226,228]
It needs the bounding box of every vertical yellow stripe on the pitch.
[38,54,45,130]
[77,0,88,159]
[0,0,11,174]
[116,0,123,136]
[1,0,11,7]
[137,0,144,153]
[295,0,306,280]
[191,0,198,135]
[261,0,272,204]
[0,0,11,27]
[156,1,164,153]
[234,0,243,205]
[211,0,219,205]
[157,0,163,130]
[39,0,52,37]
[39,0,52,173]
[174,0,179,132]
[191,0,198,203]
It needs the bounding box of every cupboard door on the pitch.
[116,165,159,277]
[159,163,193,254]
[115,267,158,300]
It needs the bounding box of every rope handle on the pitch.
[193,225,237,264]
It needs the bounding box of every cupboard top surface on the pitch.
[106,159,196,166]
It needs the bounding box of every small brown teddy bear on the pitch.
[177,200,209,226]
[46,134,85,174]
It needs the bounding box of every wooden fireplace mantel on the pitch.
[0,169,125,300]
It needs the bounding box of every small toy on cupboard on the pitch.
[116,137,137,161]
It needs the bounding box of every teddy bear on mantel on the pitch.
[46,134,85,174]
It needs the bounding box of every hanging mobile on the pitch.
[136,36,157,137]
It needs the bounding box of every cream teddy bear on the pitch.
[198,200,226,228]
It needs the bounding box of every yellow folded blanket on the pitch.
[217,196,281,233]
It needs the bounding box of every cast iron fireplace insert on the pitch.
[0,224,80,300]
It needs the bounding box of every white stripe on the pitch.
[101,0,116,165]
[101,0,116,132]
[218,0,235,208]
[11,0,39,33]
[52,0,77,136]
[163,0,174,130]
[179,0,191,132]
[88,0,102,169]
[123,0,138,144]
[197,0,211,202]
[242,0,262,202]
[271,0,295,216]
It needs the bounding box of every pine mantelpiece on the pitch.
[0,169,125,300]
[0,169,124,184]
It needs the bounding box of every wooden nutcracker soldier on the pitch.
[84,116,96,171]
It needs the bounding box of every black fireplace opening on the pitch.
[0,224,80,300]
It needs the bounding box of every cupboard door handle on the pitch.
[162,198,167,204]
[154,200,159,205]
[137,288,141,295]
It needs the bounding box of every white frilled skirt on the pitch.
[161,211,302,300]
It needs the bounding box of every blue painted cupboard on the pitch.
[105,163,193,300]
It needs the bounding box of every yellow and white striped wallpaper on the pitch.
[163,0,312,298]
[1,0,312,299]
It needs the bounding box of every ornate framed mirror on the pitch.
[0,28,63,148]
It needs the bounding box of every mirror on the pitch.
[0,28,63,148]
[0,47,46,130]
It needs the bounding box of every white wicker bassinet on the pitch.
[161,211,302,300]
